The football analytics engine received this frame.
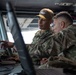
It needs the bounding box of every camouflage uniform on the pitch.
[31,29,53,44]
[49,25,76,60]
[38,25,76,69]
[28,29,53,64]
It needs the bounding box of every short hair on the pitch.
[53,11,73,25]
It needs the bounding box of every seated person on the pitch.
[39,11,76,69]
[1,11,76,69]
[1,8,54,49]
[0,8,54,64]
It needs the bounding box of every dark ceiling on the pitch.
[0,0,76,16]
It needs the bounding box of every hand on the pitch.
[0,41,14,49]
[40,58,48,65]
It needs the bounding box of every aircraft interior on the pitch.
[0,0,76,75]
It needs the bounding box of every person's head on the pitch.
[37,8,54,30]
[52,11,73,33]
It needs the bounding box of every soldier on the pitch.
[1,8,54,65]
[1,11,76,69]
[39,11,76,71]
[28,8,54,64]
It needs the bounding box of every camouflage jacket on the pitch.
[28,29,53,62]
[31,29,53,44]
[29,25,76,63]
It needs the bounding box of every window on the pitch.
[3,16,39,44]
